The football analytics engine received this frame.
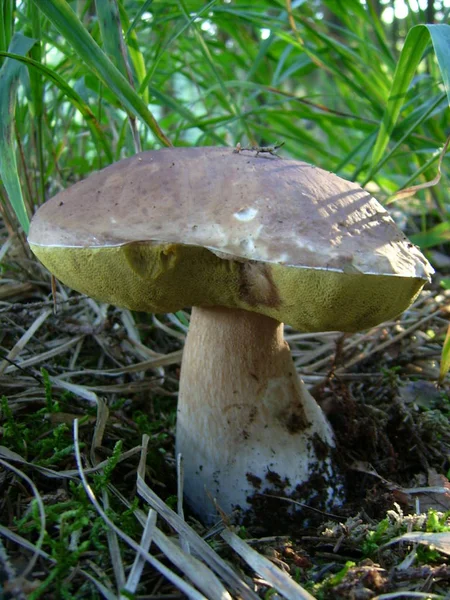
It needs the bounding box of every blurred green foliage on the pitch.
[0,0,448,248]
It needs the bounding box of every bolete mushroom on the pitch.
[28,147,433,524]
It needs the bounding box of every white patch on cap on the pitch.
[240,237,256,254]
[295,238,320,253]
[233,207,258,222]
[276,253,290,264]
[194,223,228,247]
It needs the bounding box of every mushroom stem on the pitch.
[177,306,342,525]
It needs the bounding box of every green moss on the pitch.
[362,518,391,556]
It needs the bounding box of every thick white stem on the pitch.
[177,306,342,525]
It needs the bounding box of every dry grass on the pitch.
[1,221,450,599]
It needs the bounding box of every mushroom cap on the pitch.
[28,146,433,332]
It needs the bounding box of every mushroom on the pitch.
[28,147,433,525]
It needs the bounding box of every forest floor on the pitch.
[1,228,450,600]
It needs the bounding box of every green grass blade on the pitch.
[410,221,450,249]
[140,0,216,90]
[0,7,6,57]
[119,0,149,104]
[362,92,446,186]
[364,0,395,67]
[95,0,129,75]
[148,86,225,144]
[296,16,389,107]
[124,0,153,41]
[95,0,142,151]
[273,29,380,109]
[32,0,171,147]
[439,324,450,385]
[27,1,46,205]
[394,147,443,191]
[0,0,14,56]
[0,33,36,234]
[429,24,450,98]
[371,23,450,172]
[177,0,239,121]
[0,51,113,163]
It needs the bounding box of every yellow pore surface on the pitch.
[30,241,425,333]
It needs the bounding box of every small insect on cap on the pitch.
[28,146,433,332]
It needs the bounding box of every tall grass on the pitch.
[0,0,448,246]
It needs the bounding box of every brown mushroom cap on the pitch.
[28,146,433,332]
